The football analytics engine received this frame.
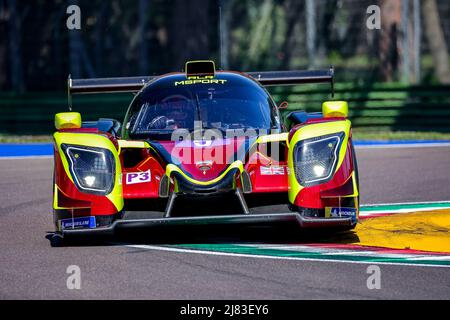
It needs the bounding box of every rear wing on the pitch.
[246,67,334,98]
[68,76,157,94]
[67,76,157,110]
[246,68,334,87]
[67,65,334,109]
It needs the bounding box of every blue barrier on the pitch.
[354,140,450,146]
[0,140,450,158]
[0,143,53,157]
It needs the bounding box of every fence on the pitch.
[272,83,450,131]
[1,83,449,135]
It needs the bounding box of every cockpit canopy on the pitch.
[124,72,279,140]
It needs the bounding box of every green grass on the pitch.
[1,130,450,143]
[352,129,450,141]
[0,134,53,143]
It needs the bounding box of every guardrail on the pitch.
[0,92,132,134]
[271,83,450,131]
[0,83,449,134]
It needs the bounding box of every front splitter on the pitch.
[61,212,354,237]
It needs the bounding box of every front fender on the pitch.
[53,132,124,215]
[287,119,356,208]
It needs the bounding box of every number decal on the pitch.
[126,170,151,184]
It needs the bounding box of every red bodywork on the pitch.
[119,136,290,199]
[293,140,355,208]
[54,122,355,216]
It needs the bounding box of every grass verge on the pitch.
[1,130,450,143]
[0,135,53,143]
[352,130,450,141]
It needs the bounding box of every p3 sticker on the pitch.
[126,170,151,184]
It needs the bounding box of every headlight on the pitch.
[293,132,344,186]
[62,144,115,195]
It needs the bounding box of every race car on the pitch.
[51,60,359,246]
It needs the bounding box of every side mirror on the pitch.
[322,101,348,118]
[55,112,81,130]
[82,118,122,137]
[278,101,289,110]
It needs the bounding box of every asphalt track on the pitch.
[0,146,450,299]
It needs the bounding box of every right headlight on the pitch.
[62,144,115,195]
[293,132,344,187]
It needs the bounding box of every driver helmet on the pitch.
[161,95,194,127]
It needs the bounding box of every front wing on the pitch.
[61,212,355,237]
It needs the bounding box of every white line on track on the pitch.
[407,256,450,261]
[362,200,450,207]
[0,155,53,160]
[359,200,450,216]
[239,244,440,259]
[355,142,450,149]
[124,244,450,268]
[359,207,450,216]
[1,141,449,159]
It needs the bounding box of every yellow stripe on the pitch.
[355,210,450,253]
[53,184,60,209]
[118,140,147,148]
[255,132,288,144]
[166,161,244,186]
[117,140,149,154]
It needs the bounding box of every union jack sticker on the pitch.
[260,166,286,175]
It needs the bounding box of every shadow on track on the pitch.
[46,221,360,247]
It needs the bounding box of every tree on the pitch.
[7,0,24,92]
[378,0,401,82]
[169,0,213,71]
[0,1,8,89]
[422,0,450,84]
[279,0,303,69]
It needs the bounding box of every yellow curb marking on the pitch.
[355,209,450,253]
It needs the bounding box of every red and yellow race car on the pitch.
[51,61,359,246]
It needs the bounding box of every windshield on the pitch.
[127,82,276,138]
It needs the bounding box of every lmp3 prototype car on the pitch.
[51,60,359,245]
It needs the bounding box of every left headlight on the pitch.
[293,132,344,187]
[62,144,115,195]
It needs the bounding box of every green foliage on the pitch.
[1,83,449,135]
[2,0,450,92]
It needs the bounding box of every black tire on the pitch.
[50,233,65,247]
